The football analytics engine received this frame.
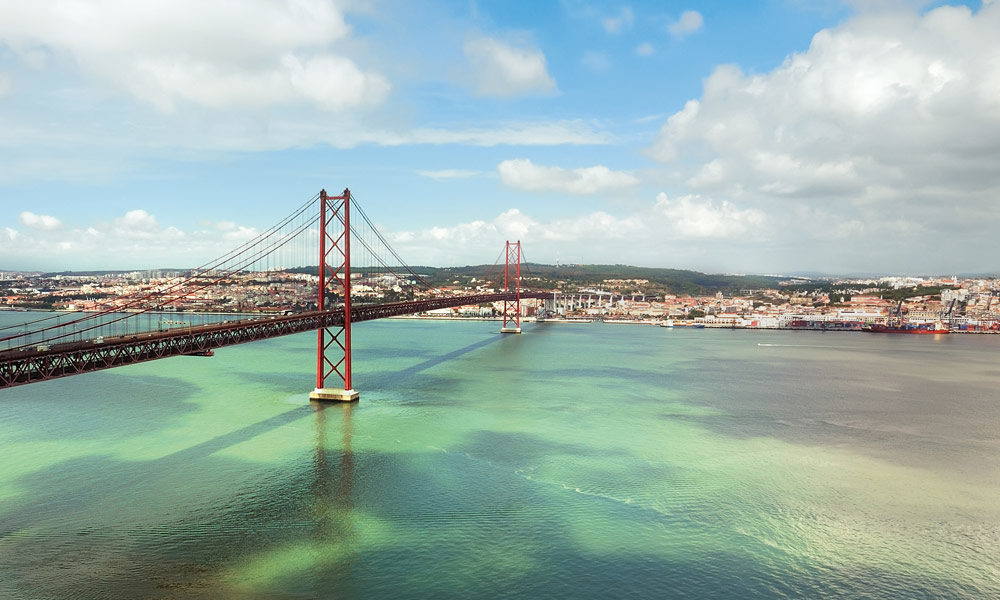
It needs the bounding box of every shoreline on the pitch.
[4,308,996,334]
[389,315,1000,333]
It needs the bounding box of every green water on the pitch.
[1,317,998,599]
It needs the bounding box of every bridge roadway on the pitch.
[0,291,552,389]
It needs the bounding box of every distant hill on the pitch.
[287,263,787,295]
[38,263,790,295]
[511,263,785,295]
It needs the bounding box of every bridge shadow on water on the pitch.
[231,326,515,396]
[382,330,507,383]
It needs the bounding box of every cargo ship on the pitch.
[788,319,864,331]
[864,321,949,334]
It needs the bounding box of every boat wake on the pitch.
[756,343,846,349]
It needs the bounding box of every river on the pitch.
[1,315,998,599]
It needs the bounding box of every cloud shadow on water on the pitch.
[1,401,992,600]
[1,372,203,442]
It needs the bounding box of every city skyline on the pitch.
[1,0,998,275]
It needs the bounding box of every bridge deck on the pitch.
[0,292,551,389]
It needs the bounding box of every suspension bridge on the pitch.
[0,189,552,400]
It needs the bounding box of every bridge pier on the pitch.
[310,387,360,402]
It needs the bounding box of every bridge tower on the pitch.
[500,240,522,334]
[310,188,360,402]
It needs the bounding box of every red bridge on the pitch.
[0,189,549,398]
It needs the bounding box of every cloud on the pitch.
[0,0,386,112]
[285,120,607,150]
[0,209,268,270]
[649,2,1000,245]
[0,72,10,97]
[667,10,704,38]
[416,169,480,180]
[19,211,62,230]
[387,192,765,269]
[636,42,654,57]
[0,150,130,186]
[463,36,557,97]
[498,159,639,195]
[398,121,607,147]
[392,207,636,266]
[118,209,157,230]
[116,209,159,233]
[602,7,635,34]
[0,3,611,180]
[0,118,612,186]
[654,193,765,238]
[281,54,390,111]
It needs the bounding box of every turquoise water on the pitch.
[1,316,998,599]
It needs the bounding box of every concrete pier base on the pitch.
[500,327,522,334]
[309,388,360,402]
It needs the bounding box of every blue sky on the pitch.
[1,0,997,274]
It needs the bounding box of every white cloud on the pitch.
[498,159,639,195]
[634,113,665,124]
[400,121,607,147]
[667,10,704,38]
[252,118,611,150]
[0,209,271,270]
[424,220,493,245]
[116,209,159,233]
[540,210,646,242]
[392,207,639,266]
[416,169,480,180]
[387,192,764,269]
[19,211,62,230]
[390,208,658,265]
[650,3,1000,238]
[0,118,611,186]
[636,42,654,57]
[494,208,538,241]
[654,193,765,238]
[0,0,385,112]
[221,226,258,242]
[602,7,635,34]
[0,72,10,96]
[196,219,260,241]
[281,54,390,111]
[0,152,126,186]
[0,3,613,177]
[463,36,557,97]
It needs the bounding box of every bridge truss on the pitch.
[0,292,550,390]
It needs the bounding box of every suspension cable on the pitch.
[3,195,321,348]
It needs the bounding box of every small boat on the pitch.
[184,349,216,356]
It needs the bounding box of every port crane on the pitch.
[943,299,957,327]
[889,298,905,325]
